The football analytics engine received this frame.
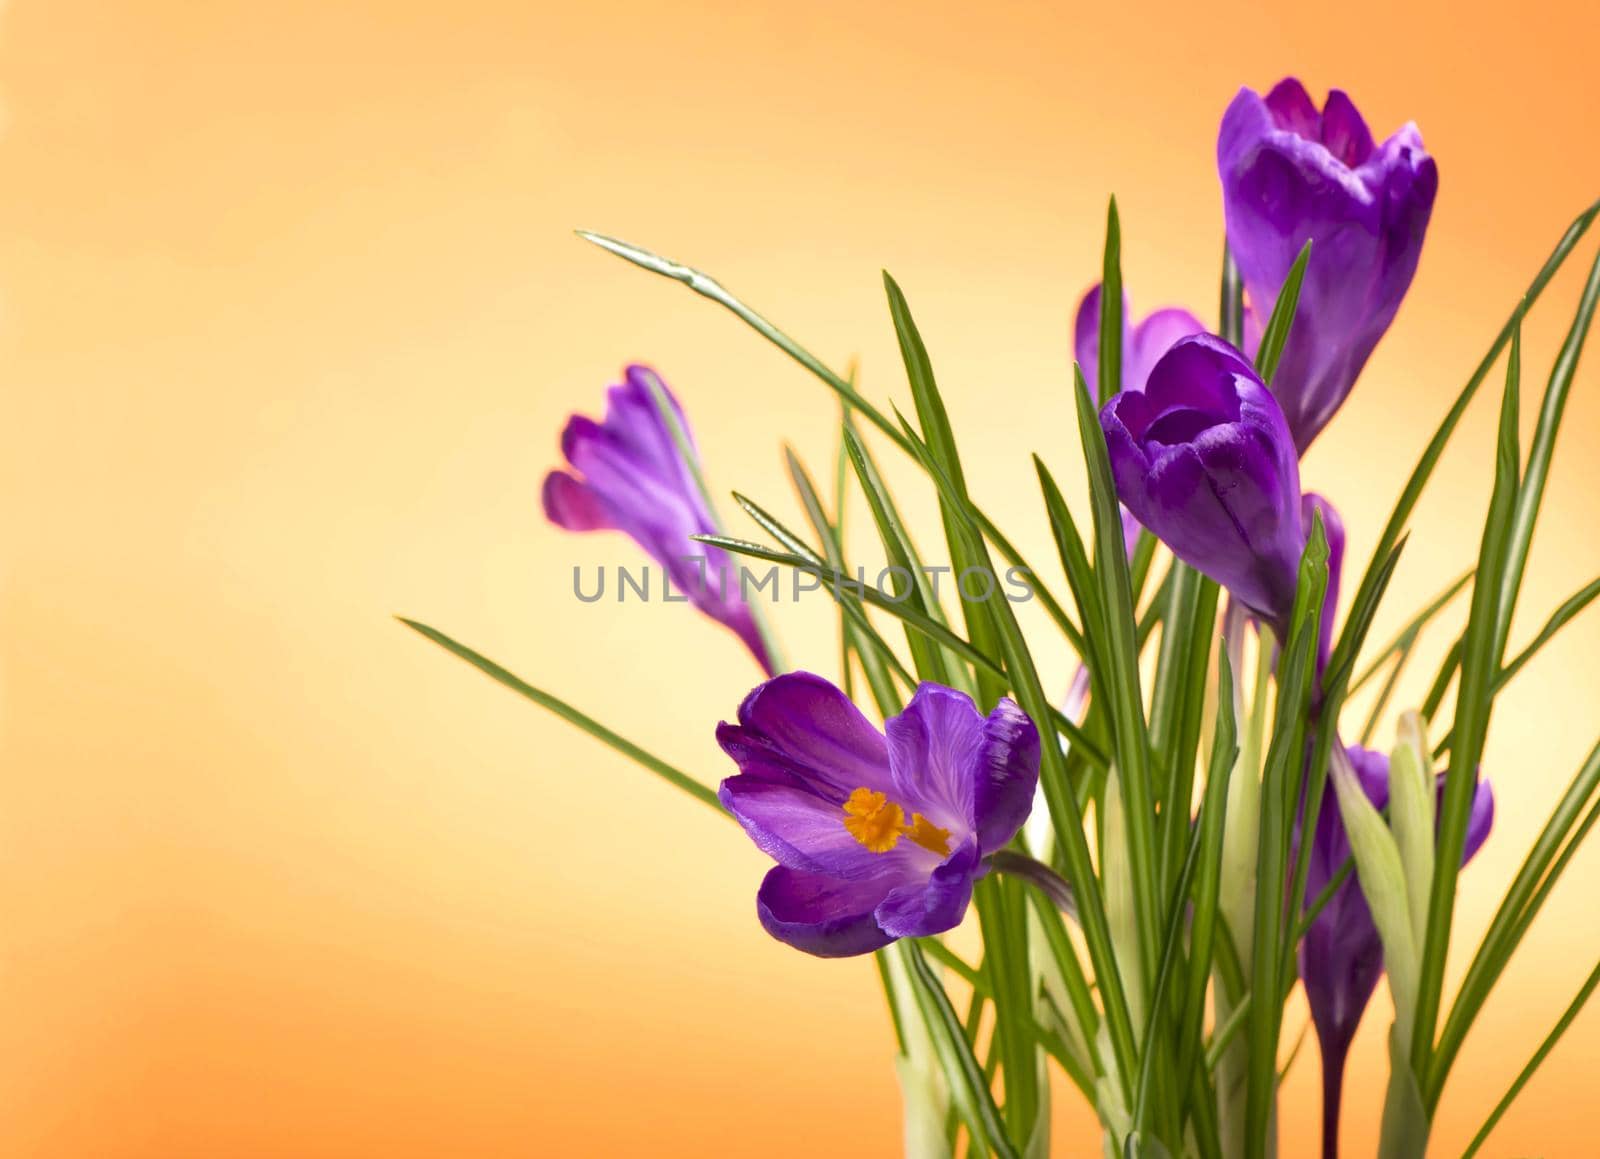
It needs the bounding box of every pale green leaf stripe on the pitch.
[398,618,722,812]
[1461,956,1600,1159]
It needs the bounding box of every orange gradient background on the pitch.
[2,1,1598,1155]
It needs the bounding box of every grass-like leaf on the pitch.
[892,405,1144,1105]
[1252,241,1311,385]
[1244,516,1329,1159]
[1460,956,1600,1159]
[1328,198,1600,725]
[399,618,722,811]
[1491,245,1600,663]
[1433,573,1600,756]
[1412,322,1523,1078]
[1426,738,1600,1104]
[884,272,1011,713]
[1173,653,1239,1121]
[1074,364,1163,999]
[900,939,1021,1159]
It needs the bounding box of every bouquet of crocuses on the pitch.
[404,77,1600,1158]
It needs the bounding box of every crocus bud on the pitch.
[1303,744,1494,1159]
[1218,78,1438,453]
[1100,334,1305,622]
[542,364,773,672]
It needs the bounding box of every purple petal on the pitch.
[1073,284,1132,403]
[541,470,613,532]
[756,865,896,958]
[875,840,982,939]
[718,775,932,882]
[885,684,985,834]
[1127,308,1207,394]
[544,366,773,672]
[885,686,1040,853]
[721,672,893,800]
[1321,89,1375,166]
[1218,82,1437,451]
[1464,780,1495,863]
[1263,77,1320,137]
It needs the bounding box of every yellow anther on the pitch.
[905,813,953,856]
[842,788,952,856]
[842,788,906,853]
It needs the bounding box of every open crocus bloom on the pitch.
[717,673,1040,957]
[1219,78,1438,453]
[542,364,772,672]
[1101,334,1305,623]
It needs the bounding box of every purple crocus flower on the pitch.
[717,673,1040,957]
[542,364,772,672]
[1100,334,1305,623]
[1073,284,1208,403]
[1302,746,1494,1159]
[1219,78,1439,453]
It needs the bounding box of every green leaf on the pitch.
[1377,1028,1430,1159]
[840,423,960,688]
[692,532,1001,678]
[1491,244,1600,664]
[1218,245,1245,348]
[1252,241,1311,385]
[1427,738,1600,1103]
[1099,198,1124,406]
[1412,321,1524,1078]
[1350,568,1474,695]
[1327,198,1600,728]
[399,618,721,812]
[1173,652,1239,1115]
[884,272,1009,711]
[1461,956,1600,1159]
[900,940,1021,1159]
[1434,573,1600,756]
[1074,365,1162,998]
[1244,516,1329,1159]
[892,404,1144,1106]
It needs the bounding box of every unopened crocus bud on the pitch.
[1304,744,1493,1159]
[1100,334,1305,622]
[542,364,773,672]
[1218,78,1438,454]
